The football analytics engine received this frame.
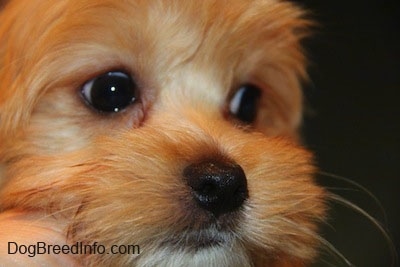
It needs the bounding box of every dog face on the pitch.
[0,0,326,266]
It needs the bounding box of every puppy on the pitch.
[0,0,326,266]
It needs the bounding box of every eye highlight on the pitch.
[81,71,137,113]
[229,84,261,124]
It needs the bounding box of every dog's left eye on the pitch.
[81,71,137,113]
[229,84,261,124]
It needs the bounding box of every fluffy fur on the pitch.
[0,0,326,266]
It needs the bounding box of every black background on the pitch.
[292,0,399,266]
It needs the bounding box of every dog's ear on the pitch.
[0,1,64,139]
[0,0,23,135]
[0,1,13,140]
[0,3,21,141]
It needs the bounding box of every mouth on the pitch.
[143,228,250,267]
[162,228,233,251]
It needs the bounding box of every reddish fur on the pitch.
[0,0,325,266]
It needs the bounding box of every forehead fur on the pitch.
[0,0,309,137]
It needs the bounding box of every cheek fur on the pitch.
[1,118,325,266]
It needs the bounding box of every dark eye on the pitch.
[229,84,261,124]
[81,71,137,112]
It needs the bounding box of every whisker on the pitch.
[317,259,344,267]
[323,187,360,193]
[318,171,388,224]
[317,172,397,266]
[328,193,398,267]
[277,217,354,267]
[31,204,83,222]
[316,235,355,267]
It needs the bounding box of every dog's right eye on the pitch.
[81,71,137,113]
[229,84,261,124]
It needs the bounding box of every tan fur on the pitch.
[0,0,326,266]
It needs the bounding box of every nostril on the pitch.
[183,159,248,217]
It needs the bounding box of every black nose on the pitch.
[183,160,248,217]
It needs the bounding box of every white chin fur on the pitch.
[135,243,251,267]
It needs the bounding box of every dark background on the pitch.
[292,0,399,266]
